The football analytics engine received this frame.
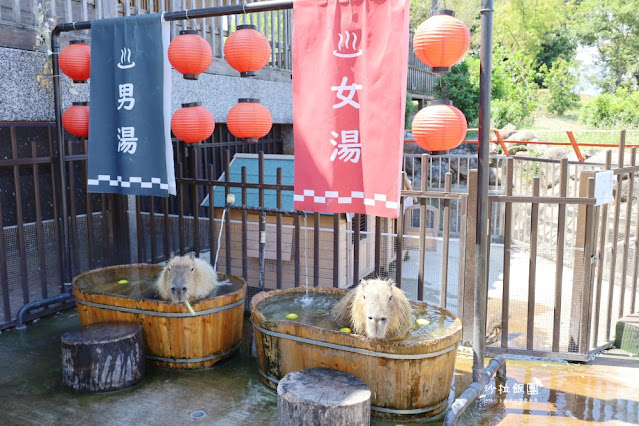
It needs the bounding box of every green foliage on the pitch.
[437,48,539,128]
[534,27,577,87]
[574,0,639,91]
[539,57,580,115]
[579,89,639,128]
[494,0,573,58]
[405,93,418,129]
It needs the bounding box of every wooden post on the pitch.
[461,170,478,345]
[61,322,145,392]
[440,173,452,308]
[527,178,540,350]
[277,368,371,426]
[619,148,636,319]
[501,158,513,349]
[552,158,568,352]
[569,171,596,352]
[607,131,626,340]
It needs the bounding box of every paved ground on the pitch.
[0,310,638,425]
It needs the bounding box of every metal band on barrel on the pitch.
[252,322,457,359]
[147,344,240,363]
[75,298,245,317]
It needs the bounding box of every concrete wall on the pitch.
[0,46,293,124]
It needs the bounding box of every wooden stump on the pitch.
[61,322,145,392]
[277,368,371,426]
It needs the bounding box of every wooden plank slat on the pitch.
[314,212,320,286]
[82,139,94,270]
[417,154,428,301]
[241,166,248,281]
[276,168,283,289]
[10,128,30,304]
[527,178,540,350]
[30,141,48,298]
[501,158,513,349]
[606,132,626,340]
[618,148,636,318]
[552,158,568,352]
[334,214,340,288]
[440,173,452,308]
[579,178,597,354]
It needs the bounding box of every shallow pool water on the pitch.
[256,292,458,341]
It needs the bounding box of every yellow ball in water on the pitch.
[117,279,129,285]
[339,327,352,334]
[285,313,299,320]
[416,318,430,326]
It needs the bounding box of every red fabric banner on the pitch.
[292,0,410,219]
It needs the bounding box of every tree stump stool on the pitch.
[61,322,145,392]
[277,368,371,426]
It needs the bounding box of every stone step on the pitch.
[615,313,639,356]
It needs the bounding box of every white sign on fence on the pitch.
[594,170,614,205]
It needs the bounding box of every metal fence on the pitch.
[0,121,284,329]
[3,119,639,362]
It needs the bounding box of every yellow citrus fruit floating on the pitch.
[416,318,430,325]
[117,279,129,285]
[284,313,299,320]
[339,328,352,334]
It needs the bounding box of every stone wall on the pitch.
[0,46,293,124]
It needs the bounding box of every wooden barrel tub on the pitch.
[250,287,462,421]
[73,264,246,369]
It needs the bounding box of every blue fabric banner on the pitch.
[87,14,175,196]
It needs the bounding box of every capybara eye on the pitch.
[191,267,194,271]
[368,316,373,320]
[182,287,187,292]
[171,288,175,293]
[389,295,393,300]
[362,295,365,299]
[167,267,171,271]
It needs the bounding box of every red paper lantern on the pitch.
[413,10,470,73]
[411,100,467,152]
[224,25,271,77]
[168,30,213,80]
[59,41,91,83]
[227,99,273,142]
[62,102,89,138]
[171,103,215,143]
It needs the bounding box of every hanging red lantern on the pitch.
[171,103,215,143]
[62,102,89,138]
[411,100,467,152]
[59,40,91,83]
[168,30,213,80]
[227,99,273,143]
[413,10,470,73]
[224,25,271,77]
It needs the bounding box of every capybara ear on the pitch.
[169,251,175,260]
[387,279,396,287]
[359,279,368,288]
[189,251,196,260]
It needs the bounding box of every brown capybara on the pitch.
[332,278,413,339]
[156,253,218,303]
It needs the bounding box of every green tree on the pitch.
[540,57,580,115]
[410,0,481,48]
[494,0,573,58]
[436,48,537,128]
[574,0,639,91]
